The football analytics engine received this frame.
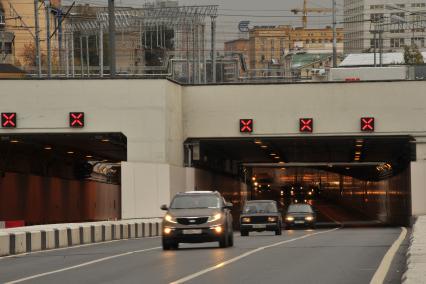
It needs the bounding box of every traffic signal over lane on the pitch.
[361,117,375,132]
[240,119,253,133]
[1,113,17,128]
[299,118,313,133]
[70,112,85,128]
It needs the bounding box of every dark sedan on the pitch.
[284,203,316,229]
[240,200,283,236]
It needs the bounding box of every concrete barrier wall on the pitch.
[0,218,162,257]
[403,216,426,283]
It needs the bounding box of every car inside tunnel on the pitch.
[0,133,127,225]
[185,136,414,227]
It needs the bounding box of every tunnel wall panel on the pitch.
[321,169,411,226]
[0,172,120,225]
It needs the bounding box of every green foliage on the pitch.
[404,44,424,65]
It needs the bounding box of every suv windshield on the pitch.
[170,194,221,209]
[287,204,313,213]
[243,202,277,213]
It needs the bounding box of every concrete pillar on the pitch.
[411,140,426,216]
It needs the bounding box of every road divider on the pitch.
[0,219,162,257]
[402,216,426,283]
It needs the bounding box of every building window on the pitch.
[0,42,12,54]
[370,39,381,48]
[370,13,384,22]
[412,37,425,47]
[390,38,405,47]
[0,10,5,25]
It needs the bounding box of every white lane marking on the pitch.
[170,228,339,284]
[0,236,160,260]
[370,227,407,284]
[4,246,161,284]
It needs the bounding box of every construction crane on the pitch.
[291,0,332,29]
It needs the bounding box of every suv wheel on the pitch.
[275,225,282,235]
[219,230,229,248]
[228,231,234,247]
[240,230,249,236]
[162,239,178,250]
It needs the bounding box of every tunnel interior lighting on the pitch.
[252,177,256,181]
[85,155,93,158]
[101,139,110,143]
[270,153,276,156]
[67,151,75,154]
[254,140,262,145]
[254,182,258,186]
[274,156,280,159]
[44,146,52,150]
[10,139,19,143]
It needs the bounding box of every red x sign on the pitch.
[240,119,253,133]
[361,117,375,132]
[2,113,17,128]
[70,112,85,128]
[299,118,313,133]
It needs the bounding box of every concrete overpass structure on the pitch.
[0,79,426,223]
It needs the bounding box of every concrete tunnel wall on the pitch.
[321,168,411,226]
[1,79,426,220]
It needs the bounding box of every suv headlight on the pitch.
[164,214,177,223]
[305,216,314,221]
[286,216,294,221]
[207,213,222,223]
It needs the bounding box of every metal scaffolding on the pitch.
[63,5,218,82]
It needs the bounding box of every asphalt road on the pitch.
[0,227,406,284]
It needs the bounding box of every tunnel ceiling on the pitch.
[0,133,127,162]
[192,136,413,164]
[188,136,414,180]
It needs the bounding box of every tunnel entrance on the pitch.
[185,136,414,226]
[0,133,126,225]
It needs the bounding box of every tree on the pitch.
[404,44,424,65]
[21,42,42,67]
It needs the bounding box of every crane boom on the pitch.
[291,0,332,28]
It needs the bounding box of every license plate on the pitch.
[183,229,202,235]
[252,224,266,229]
[295,221,304,224]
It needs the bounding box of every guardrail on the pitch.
[0,219,162,257]
[402,216,426,283]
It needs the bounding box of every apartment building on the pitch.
[344,0,426,54]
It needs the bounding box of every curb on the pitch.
[0,219,162,257]
[402,216,426,283]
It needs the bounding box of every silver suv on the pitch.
[160,191,234,250]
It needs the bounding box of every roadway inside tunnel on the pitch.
[185,136,414,226]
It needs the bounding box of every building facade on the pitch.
[247,25,343,76]
[0,0,61,69]
[344,0,426,54]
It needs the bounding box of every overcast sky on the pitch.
[64,0,343,46]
